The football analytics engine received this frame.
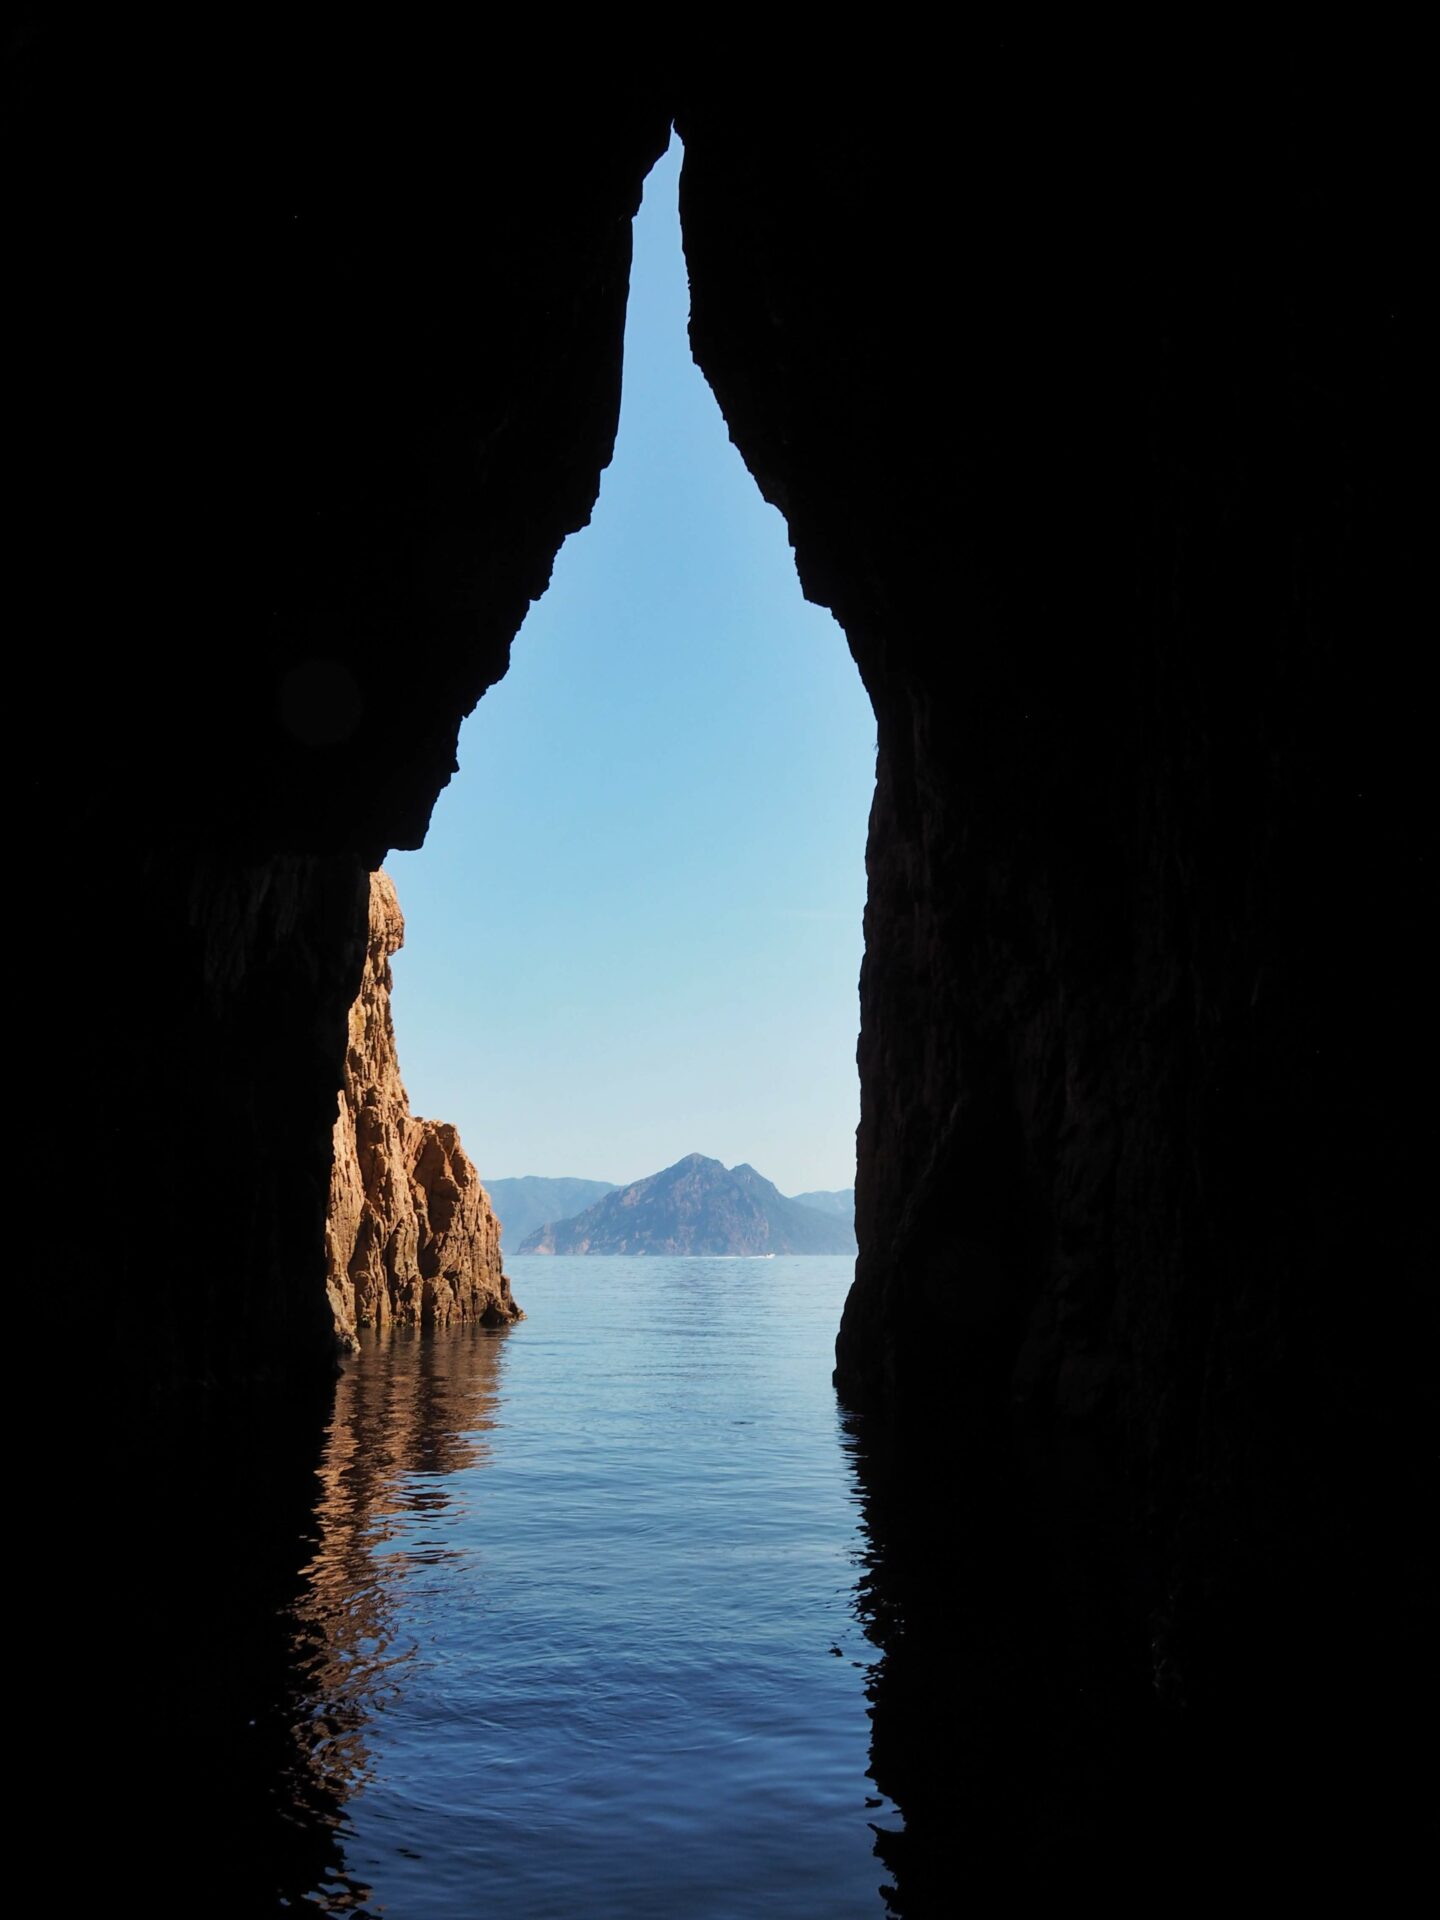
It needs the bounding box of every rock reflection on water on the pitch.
[246,1256,887,1917]
[285,1325,511,1912]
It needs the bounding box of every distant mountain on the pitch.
[483,1176,620,1252]
[789,1187,855,1222]
[518,1153,857,1256]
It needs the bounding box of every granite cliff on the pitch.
[325,871,521,1341]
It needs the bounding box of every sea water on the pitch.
[284,1255,893,1917]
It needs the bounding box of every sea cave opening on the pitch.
[18,47,1418,1915]
[299,133,890,1916]
[382,133,876,1270]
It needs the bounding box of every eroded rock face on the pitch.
[326,872,520,1342]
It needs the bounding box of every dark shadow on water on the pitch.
[841,1395,1433,1912]
[61,1386,342,1913]
[840,1401,1168,1911]
[62,1327,511,1917]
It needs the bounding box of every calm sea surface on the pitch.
[285,1255,894,1916]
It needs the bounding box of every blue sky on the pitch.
[387,138,876,1196]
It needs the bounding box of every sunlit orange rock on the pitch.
[325,870,521,1346]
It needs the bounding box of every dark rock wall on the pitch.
[8,23,667,1398]
[677,54,1426,1720]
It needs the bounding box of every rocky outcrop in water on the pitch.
[326,871,521,1342]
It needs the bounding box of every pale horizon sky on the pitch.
[387,137,876,1196]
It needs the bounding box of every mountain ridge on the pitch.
[482,1175,620,1251]
[789,1187,855,1219]
[518,1153,856,1256]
